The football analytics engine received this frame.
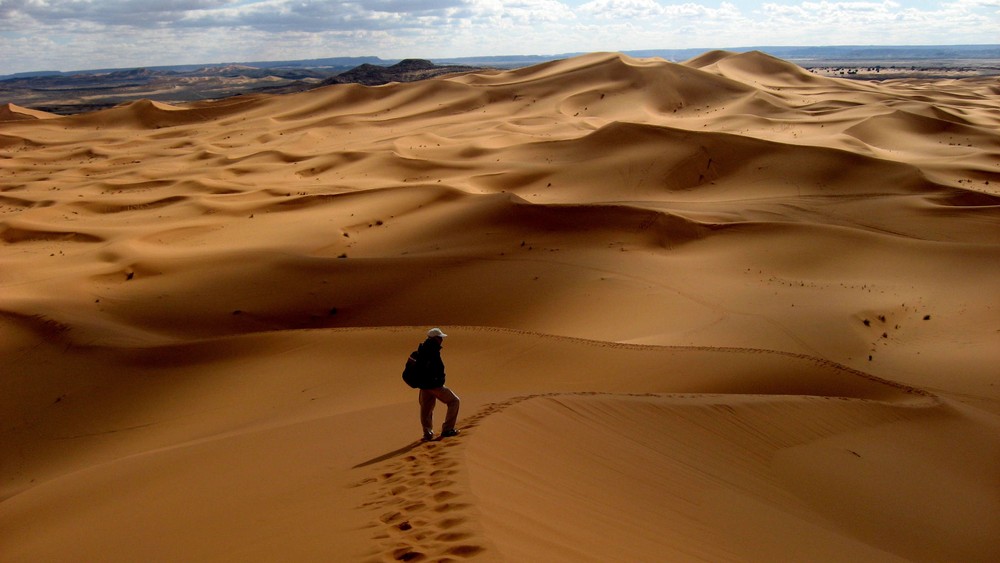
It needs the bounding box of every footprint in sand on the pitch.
[355,399,548,561]
[359,394,677,560]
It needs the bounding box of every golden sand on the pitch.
[2,51,998,561]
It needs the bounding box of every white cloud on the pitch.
[0,0,472,30]
[468,0,576,25]
[754,0,1000,43]
[0,0,997,74]
[1,0,236,27]
[579,0,666,18]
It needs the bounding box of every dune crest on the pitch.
[0,103,58,121]
[694,50,835,87]
[1,52,998,561]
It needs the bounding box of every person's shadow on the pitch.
[352,440,424,469]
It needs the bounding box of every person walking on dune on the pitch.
[416,328,461,441]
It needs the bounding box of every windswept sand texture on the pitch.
[2,51,999,562]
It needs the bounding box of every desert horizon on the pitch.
[4,44,999,116]
[2,50,998,562]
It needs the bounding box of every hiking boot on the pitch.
[422,432,435,442]
[440,428,460,438]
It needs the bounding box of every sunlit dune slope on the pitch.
[1,51,998,562]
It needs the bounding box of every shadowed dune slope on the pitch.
[468,393,998,562]
[1,51,998,562]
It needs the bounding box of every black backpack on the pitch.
[402,346,426,388]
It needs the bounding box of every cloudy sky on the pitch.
[1,0,997,74]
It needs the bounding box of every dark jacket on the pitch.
[417,337,446,389]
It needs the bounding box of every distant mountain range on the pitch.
[0,58,498,114]
[5,45,998,80]
[2,45,997,115]
[447,44,1000,66]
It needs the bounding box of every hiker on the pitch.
[417,328,461,441]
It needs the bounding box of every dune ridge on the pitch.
[2,51,998,561]
[0,103,59,122]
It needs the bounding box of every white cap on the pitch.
[427,328,448,338]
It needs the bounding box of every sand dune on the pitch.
[2,51,998,562]
[0,103,59,122]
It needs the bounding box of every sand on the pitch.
[1,51,998,562]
